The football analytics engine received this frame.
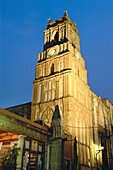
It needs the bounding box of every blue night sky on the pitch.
[1,0,113,108]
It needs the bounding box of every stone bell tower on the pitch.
[31,10,111,169]
[31,9,92,168]
[43,9,80,52]
[31,9,91,147]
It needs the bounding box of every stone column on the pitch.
[48,105,64,170]
[16,135,26,170]
[49,138,63,170]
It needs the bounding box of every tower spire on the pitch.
[74,22,76,26]
[47,17,51,24]
[64,9,68,16]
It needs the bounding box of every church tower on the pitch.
[31,10,92,168]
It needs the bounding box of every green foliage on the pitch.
[0,143,20,170]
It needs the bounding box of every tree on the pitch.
[0,143,20,170]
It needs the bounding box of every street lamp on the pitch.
[96,146,104,169]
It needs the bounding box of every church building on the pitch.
[0,10,113,170]
[31,10,113,170]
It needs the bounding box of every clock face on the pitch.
[49,49,56,56]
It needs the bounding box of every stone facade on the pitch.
[31,10,113,170]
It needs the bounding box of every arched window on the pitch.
[52,90,55,100]
[59,78,63,98]
[54,32,59,44]
[47,35,49,42]
[38,85,42,103]
[50,63,54,74]
[41,108,54,127]
[45,83,48,102]
[61,29,63,39]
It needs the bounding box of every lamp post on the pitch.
[96,146,104,170]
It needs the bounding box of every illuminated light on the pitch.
[94,144,98,152]
[76,53,79,59]
[100,146,104,150]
